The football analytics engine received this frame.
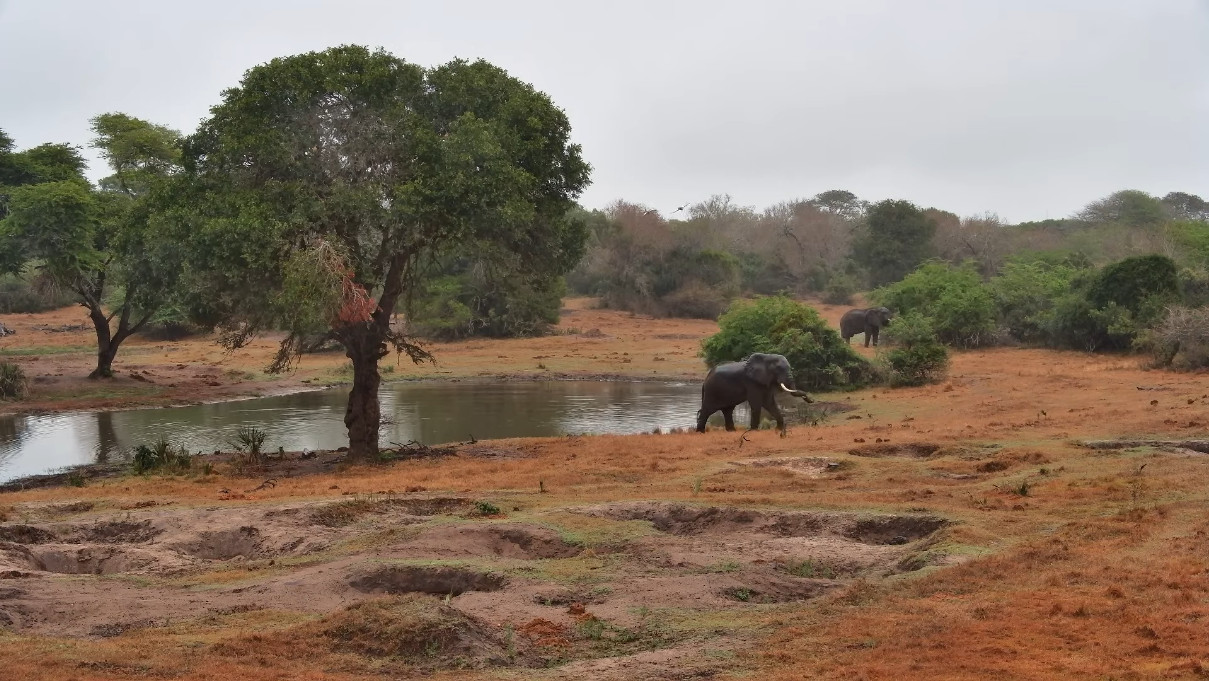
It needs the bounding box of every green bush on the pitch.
[989,259,1085,344]
[661,280,731,319]
[872,262,996,347]
[700,295,874,391]
[0,362,28,400]
[1046,255,1182,351]
[879,312,949,387]
[132,437,192,474]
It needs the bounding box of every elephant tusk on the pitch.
[779,383,794,393]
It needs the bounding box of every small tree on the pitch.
[701,296,873,391]
[872,262,997,348]
[880,312,948,387]
[852,199,937,287]
[0,115,182,377]
[170,46,590,460]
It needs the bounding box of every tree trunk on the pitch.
[86,304,116,379]
[343,328,386,461]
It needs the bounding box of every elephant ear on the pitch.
[744,355,773,385]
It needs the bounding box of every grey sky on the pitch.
[1,0,1206,223]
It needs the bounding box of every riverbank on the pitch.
[4,298,1209,679]
[0,297,733,416]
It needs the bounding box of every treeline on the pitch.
[567,188,1209,318]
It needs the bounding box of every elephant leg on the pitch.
[871,328,879,346]
[762,392,786,433]
[696,408,710,433]
[864,331,872,348]
[722,406,736,431]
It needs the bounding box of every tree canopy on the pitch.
[0,116,182,377]
[169,45,591,459]
[852,199,937,287]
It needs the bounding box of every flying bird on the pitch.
[672,204,688,214]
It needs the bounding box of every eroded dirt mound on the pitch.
[309,496,473,527]
[174,526,263,560]
[719,571,837,604]
[843,516,947,545]
[394,524,582,559]
[350,565,507,596]
[0,525,56,544]
[64,520,162,544]
[3,544,157,575]
[849,442,942,458]
[215,594,532,671]
[579,501,947,544]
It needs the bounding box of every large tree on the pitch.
[172,46,590,460]
[852,199,937,287]
[0,116,182,377]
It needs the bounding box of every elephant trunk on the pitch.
[780,382,814,403]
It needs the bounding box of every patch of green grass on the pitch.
[702,561,742,574]
[0,345,92,356]
[784,558,836,579]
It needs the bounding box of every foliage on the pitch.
[821,271,858,305]
[171,46,590,459]
[1086,254,1180,320]
[0,115,183,378]
[1142,306,1209,370]
[1076,189,1166,228]
[852,200,937,287]
[407,244,572,339]
[0,272,76,313]
[879,312,949,387]
[229,426,269,464]
[700,296,874,391]
[872,262,997,347]
[988,258,1085,344]
[0,362,29,400]
[131,437,192,474]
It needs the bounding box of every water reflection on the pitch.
[0,380,702,483]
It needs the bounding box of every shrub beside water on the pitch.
[132,438,192,474]
[701,296,874,391]
[0,363,28,400]
[872,262,997,348]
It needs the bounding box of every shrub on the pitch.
[132,437,192,474]
[700,295,874,391]
[0,362,28,400]
[1087,254,1180,323]
[661,280,730,319]
[872,262,996,347]
[989,259,1085,344]
[0,273,75,313]
[821,272,858,305]
[1046,255,1182,351]
[1141,306,1209,370]
[230,426,268,464]
[879,312,949,387]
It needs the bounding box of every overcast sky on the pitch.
[1,1,1206,223]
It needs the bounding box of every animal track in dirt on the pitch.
[849,442,942,458]
[579,501,946,545]
[392,524,582,560]
[349,565,507,596]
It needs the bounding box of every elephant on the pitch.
[839,307,893,347]
[696,352,813,434]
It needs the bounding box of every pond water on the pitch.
[0,380,713,483]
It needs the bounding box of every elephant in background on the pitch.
[696,352,813,434]
[840,307,893,347]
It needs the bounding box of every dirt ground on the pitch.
[2,297,1209,680]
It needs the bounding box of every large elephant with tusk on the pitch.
[696,352,813,434]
